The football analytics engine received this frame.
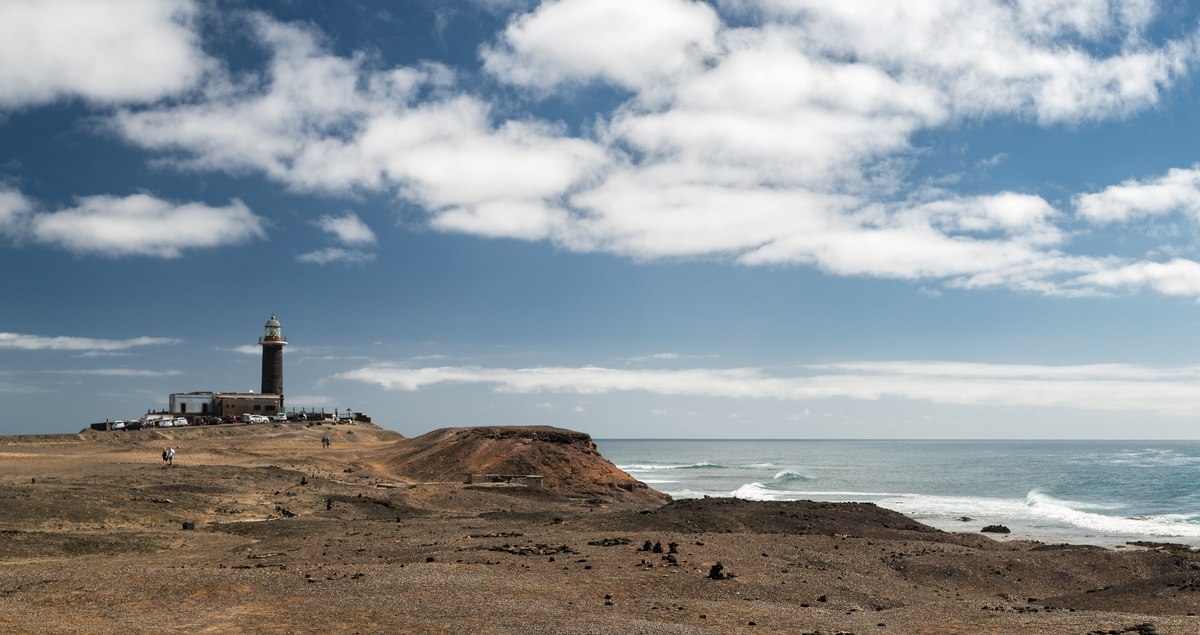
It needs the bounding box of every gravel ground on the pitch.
[1,424,1198,634]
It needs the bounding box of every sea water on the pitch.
[595,439,1200,547]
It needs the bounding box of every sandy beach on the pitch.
[1,423,1197,634]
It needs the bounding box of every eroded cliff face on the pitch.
[377,425,670,504]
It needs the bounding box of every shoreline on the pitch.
[602,438,1200,551]
[1,424,1199,633]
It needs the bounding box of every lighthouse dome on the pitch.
[262,314,284,340]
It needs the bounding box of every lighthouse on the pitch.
[259,314,286,407]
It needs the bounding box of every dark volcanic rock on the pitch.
[981,524,1011,534]
[587,498,989,545]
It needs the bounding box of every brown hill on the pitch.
[374,425,669,504]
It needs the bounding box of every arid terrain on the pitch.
[1,422,1198,634]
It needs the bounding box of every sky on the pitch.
[7,0,1200,438]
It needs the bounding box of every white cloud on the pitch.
[53,368,182,377]
[0,186,33,234]
[1074,258,1200,297]
[114,15,610,226]
[758,0,1194,123]
[315,213,376,245]
[230,345,261,356]
[482,0,720,91]
[103,5,1200,299]
[0,332,181,352]
[336,360,1200,416]
[0,0,208,109]
[297,247,377,265]
[28,194,265,258]
[302,213,377,265]
[1075,165,1200,223]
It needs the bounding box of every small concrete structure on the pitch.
[465,474,544,490]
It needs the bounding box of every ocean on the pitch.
[595,439,1200,547]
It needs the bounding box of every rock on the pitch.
[981,524,1011,534]
[181,521,195,530]
[587,537,631,547]
[958,516,973,522]
[708,562,735,580]
[378,426,669,503]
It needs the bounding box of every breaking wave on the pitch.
[1026,491,1200,538]
[618,462,726,471]
[772,470,812,482]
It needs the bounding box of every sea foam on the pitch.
[1026,491,1200,538]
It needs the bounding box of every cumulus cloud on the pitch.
[28,194,265,258]
[1074,258,1200,297]
[757,0,1193,123]
[336,360,1200,416]
[315,213,376,245]
[1075,165,1200,223]
[0,332,181,352]
[114,14,610,227]
[482,0,720,91]
[0,186,33,235]
[299,212,378,265]
[0,0,208,109]
[103,4,1200,298]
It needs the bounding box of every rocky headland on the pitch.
[0,422,1197,634]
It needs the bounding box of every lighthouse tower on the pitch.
[259,314,287,407]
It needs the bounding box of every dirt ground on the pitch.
[1,423,1198,634]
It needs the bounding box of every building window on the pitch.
[180,404,187,414]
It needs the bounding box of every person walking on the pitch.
[322,435,331,449]
[161,448,169,467]
[167,447,175,466]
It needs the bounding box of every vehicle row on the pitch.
[106,411,330,430]
[111,417,189,430]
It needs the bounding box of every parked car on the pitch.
[273,412,287,422]
[111,420,126,430]
[174,417,189,426]
[158,419,174,427]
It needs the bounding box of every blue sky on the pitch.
[7,0,1200,438]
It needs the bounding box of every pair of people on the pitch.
[321,435,331,448]
[160,447,176,466]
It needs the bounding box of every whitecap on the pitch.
[1026,491,1200,537]
[731,482,792,501]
